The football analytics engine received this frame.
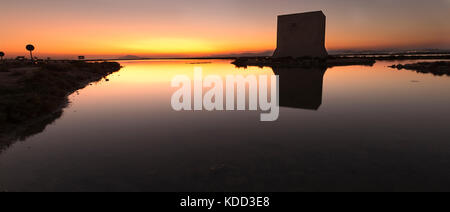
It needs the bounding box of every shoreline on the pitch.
[231,57,377,69]
[230,54,450,69]
[389,61,450,76]
[73,52,450,62]
[0,61,122,148]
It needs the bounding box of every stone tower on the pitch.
[273,11,328,59]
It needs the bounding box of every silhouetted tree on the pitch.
[0,51,4,62]
[26,44,35,62]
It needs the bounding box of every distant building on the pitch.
[273,11,328,59]
[15,56,26,61]
[78,56,85,60]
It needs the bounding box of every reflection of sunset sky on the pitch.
[1,0,449,58]
[66,59,450,132]
[110,60,274,83]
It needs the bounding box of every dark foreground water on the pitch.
[1,59,450,192]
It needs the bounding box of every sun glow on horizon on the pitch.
[1,0,449,59]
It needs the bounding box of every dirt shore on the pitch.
[389,61,450,76]
[0,61,122,149]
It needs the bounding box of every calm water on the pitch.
[1,59,450,192]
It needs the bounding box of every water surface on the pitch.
[1,59,450,192]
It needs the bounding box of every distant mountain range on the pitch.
[211,50,274,57]
[114,48,450,60]
[118,55,142,60]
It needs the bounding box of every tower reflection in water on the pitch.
[272,67,326,110]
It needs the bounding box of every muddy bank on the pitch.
[0,61,121,149]
[230,53,450,69]
[232,57,376,69]
[389,61,450,76]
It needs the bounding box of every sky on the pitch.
[1,0,449,58]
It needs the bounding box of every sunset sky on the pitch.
[1,0,449,58]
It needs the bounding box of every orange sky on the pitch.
[1,0,449,59]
